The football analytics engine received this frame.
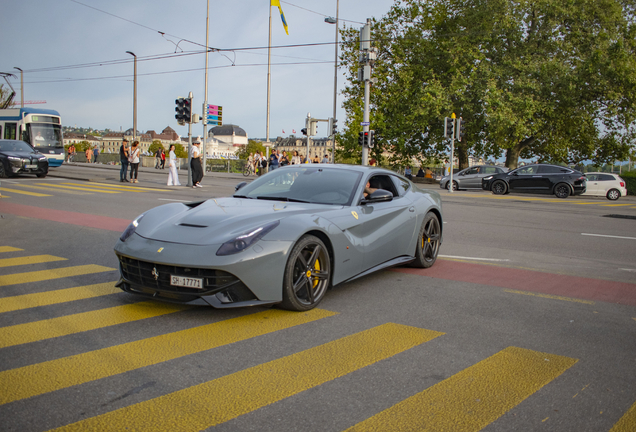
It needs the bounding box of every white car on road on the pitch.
[582,172,627,200]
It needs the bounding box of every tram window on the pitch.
[4,123,16,140]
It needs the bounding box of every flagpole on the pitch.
[266,1,272,147]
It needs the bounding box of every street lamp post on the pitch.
[325,0,340,162]
[13,67,23,108]
[126,51,137,142]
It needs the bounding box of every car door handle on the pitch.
[409,206,415,212]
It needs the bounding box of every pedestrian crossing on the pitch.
[0,245,634,431]
[0,180,171,198]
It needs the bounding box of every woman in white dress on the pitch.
[167,144,181,186]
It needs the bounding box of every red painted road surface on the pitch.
[394,261,636,307]
[3,202,635,307]
[0,202,131,232]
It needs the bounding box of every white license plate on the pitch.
[26,164,38,169]
[170,275,203,289]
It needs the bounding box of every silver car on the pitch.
[115,165,443,311]
[440,165,508,191]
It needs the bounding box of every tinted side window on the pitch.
[586,174,597,181]
[391,175,410,196]
[369,175,399,197]
[465,167,479,175]
[483,166,498,174]
[516,166,537,175]
[599,174,615,181]
[537,165,565,174]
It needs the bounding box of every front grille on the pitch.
[118,255,241,295]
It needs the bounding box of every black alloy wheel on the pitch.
[281,235,331,311]
[410,212,441,268]
[606,189,620,201]
[492,180,507,195]
[554,183,571,199]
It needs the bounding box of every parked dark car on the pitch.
[0,139,49,178]
[440,165,508,191]
[481,164,586,198]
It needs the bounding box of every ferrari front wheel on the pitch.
[410,212,441,268]
[281,235,331,311]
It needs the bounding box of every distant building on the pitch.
[146,126,180,148]
[63,133,101,148]
[205,124,248,158]
[274,136,335,160]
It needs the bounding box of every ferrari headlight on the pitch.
[483,175,493,180]
[216,220,280,256]
[120,214,145,242]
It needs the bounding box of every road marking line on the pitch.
[0,187,51,197]
[14,184,93,195]
[440,255,510,262]
[572,202,604,205]
[345,346,577,432]
[49,323,442,431]
[503,289,595,305]
[0,247,23,253]
[610,399,636,432]
[0,254,67,268]
[0,301,187,348]
[158,198,191,202]
[601,203,634,207]
[60,182,146,193]
[0,265,115,287]
[0,281,120,313]
[33,183,120,194]
[82,181,171,192]
[0,308,339,405]
[619,268,636,273]
[581,233,636,241]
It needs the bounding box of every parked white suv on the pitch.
[582,172,627,200]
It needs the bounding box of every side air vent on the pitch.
[179,223,208,228]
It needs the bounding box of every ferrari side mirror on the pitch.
[235,181,247,191]
[362,189,393,204]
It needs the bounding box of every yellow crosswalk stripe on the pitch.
[0,308,338,405]
[60,182,146,193]
[0,254,67,268]
[611,400,636,432]
[68,181,171,192]
[0,265,115,286]
[345,346,577,432]
[0,247,23,253]
[0,301,187,348]
[0,187,51,197]
[12,184,93,195]
[0,281,119,313]
[33,183,120,193]
[49,323,442,431]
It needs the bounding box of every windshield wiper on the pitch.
[256,196,311,203]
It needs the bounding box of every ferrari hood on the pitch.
[135,197,338,245]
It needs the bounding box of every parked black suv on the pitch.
[481,164,586,198]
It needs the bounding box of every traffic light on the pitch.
[183,97,192,123]
[358,131,364,146]
[456,118,464,141]
[309,120,318,136]
[328,118,338,136]
[301,128,307,136]
[175,98,186,125]
[444,117,455,139]
[368,130,375,148]
[362,131,370,146]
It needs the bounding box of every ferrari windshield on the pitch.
[234,166,362,205]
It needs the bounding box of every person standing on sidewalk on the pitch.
[93,146,100,163]
[160,149,166,169]
[167,144,181,186]
[155,148,162,169]
[129,141,141,183]
[190,140,203,188]
[119,138,130,182]
[85,146,92,164]
[67,143,76,163]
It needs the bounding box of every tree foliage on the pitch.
[148,140,164,156]
[235,140,266,160]
[338,0,636,169]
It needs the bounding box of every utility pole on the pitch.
[125,51,137,142]
[444,114,457,193]
[359,19,374,166]
[202,0,210,176]
[187,92,194,187]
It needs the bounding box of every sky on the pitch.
[1,0,397,141]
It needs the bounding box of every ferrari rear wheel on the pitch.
[410,212,441,268]
[281,235,331,311]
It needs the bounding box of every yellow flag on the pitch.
[271,0,288,35]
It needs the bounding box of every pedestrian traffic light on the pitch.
[444,117,454,139]
[456,118,464,141]
[368,130,375,148]
[358,131,364,146]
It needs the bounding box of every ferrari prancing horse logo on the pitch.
[351,211,358,220]
[151,267,159,281]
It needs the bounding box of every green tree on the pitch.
[148,140,164,156]
[339,0,636,169]
[173,143,188,158]
[235,140,266,159]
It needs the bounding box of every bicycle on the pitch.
[244,163,255,177]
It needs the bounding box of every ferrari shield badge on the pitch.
[351,211,358,220]
[157,247,164,253]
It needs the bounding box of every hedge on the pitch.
[619,171,636,196]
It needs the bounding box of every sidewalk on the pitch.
[48,162,250,190]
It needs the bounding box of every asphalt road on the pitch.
[0,163,634,432]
